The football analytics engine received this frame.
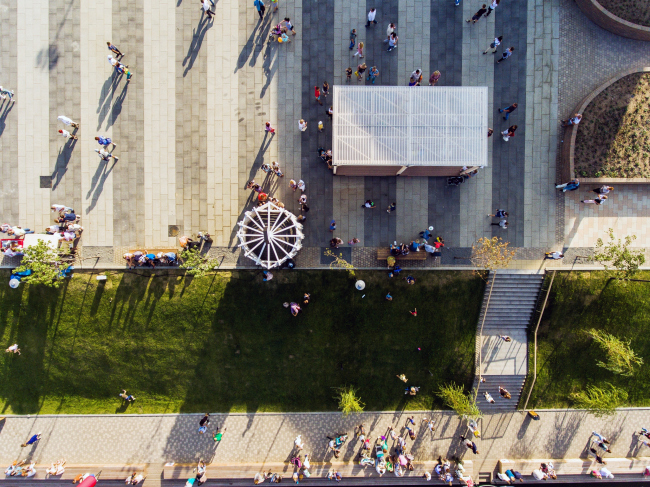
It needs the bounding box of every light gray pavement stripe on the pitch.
[1,409,649,472]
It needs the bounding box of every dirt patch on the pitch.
[574,72,650,178]
[598,0,650,27]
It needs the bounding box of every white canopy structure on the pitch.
[236,202,304,269]
[332,85,488,176]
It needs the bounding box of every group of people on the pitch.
[123,251,177,269]
[386,227,445,258]
[555,179,615,207]
[4,460,36,478]
[283,293,310,316]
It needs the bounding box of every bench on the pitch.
[376,248,428,261]
[496,458,650,483]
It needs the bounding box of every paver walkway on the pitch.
[1,409,649,476]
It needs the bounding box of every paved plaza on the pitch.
[0,0,647,269]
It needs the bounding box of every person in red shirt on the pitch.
[314,86,322,105]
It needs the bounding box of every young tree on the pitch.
[593,228,645,279]
[570,383,628,417]
[334,385,365,416]
[14,240,70,288]
[437,383,481,421]
[179,248,220,277]
[585,329,644,376]
[471,236,516,274]
[323,249,356,278]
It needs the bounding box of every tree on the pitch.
[593,228,645,279]
[323,249,355,278]
[471,236,516,274]
[585,329,643,376]
[334,385,365,416]
[570,383,628,417]
[179,248,220,277]
[437,383,481,421]
[14,239,70,288]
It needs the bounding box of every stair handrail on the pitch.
[475,270,496,398]
[521,270,556,411]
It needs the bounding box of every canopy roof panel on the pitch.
[333,86,488,167]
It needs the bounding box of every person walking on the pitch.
[21,433,42,447]
[544,251,564,260]
[201,0,215,19]
[497,46,514,64]
[58,115,79,129]
[483,35,503,54]
[561,113,582,126]
[581,195,607,205]
[354,63,367,81]
[593,185,613,195]
[348,238,361,245]
[107,41,124,57]
[362,199,375,209]
[329,220,336,232]
[384,22,396,42]
[298,180,306,192]
[491,219,508,229]
[5,343,20,354]
[327,106,333,120]
[466,4,487,23]
[366,8,377,27]
[94,148,118,162]
[367,66,379,83]
[555,178,579,192]
[265,121,276,134]
[349,29,357,49]
[271,161,284,177]
[58,129,78,140]
[95,135,116,149]
[501,125,517,141]
[345,67,353,81]
[263,270,273,281]
[429,70,441,86]
[282,17,296,35]
[488,209,508,218]
[499,335,512,342]
[298,119,308,131]
[499,103,518,120]
[254,0,265,19]
[314,86,323,105]
[0,86,15,102]
[353,42,364,58]
[387,32,398,51]
[387,202,396,213]
[485,0,499,16]
[213,427,225,443]
[322,81,330,98]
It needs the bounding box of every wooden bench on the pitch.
[376,247,428,261]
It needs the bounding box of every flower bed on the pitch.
[598,0,650,28]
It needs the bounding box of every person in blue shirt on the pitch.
[254,0,265,19]
[409,241,421,252]
[95,136,116,150]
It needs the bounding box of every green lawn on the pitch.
[0,270,483,415]
[527,271,650,409]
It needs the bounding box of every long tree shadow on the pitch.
[85,159,118,213]
[35,0,75,71]
[0,100,15,138]
[183,13,214,77]
[51,138,78,191]
[97,72,122,130]
[106,82,130,130]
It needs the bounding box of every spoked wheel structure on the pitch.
[236,202,305,269]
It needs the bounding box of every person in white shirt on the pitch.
[366,8,377,26]
[298,119,308,132]
[384,22,396,42]
[545,251,564,260]
[483,35,502,54]
[297,180,305,192]
[94,148,119,161]
[58,129,78,140]
[562,113,582,126]
[485,0,499,17]
[58,115,79,128]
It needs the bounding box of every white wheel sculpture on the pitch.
[236,202,304,269]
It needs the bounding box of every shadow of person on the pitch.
[51,140,77,191]
[260,39,278,98]
[86,159,118,213]
[235,14,270,73]
[97,72,122,130]
[0,100,16,138]
[183,13,214,77]
[106,82,130,130]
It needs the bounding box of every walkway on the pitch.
[1,409,649,477]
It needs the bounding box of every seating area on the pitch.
[376,248,428,261]
[6,464,147,481]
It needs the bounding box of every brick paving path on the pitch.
[1,409,649,477]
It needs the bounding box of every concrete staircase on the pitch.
[474,272,545,413]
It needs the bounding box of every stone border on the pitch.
[575,0,650,41]
[563,67,650,184]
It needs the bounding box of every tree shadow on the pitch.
[97,73,121,130]
[51,137,78,191]
[85,159,118,213]
[106,82,130,130]
[182,13,214,78]
[35,0,75,71]
[0,100,15,138]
